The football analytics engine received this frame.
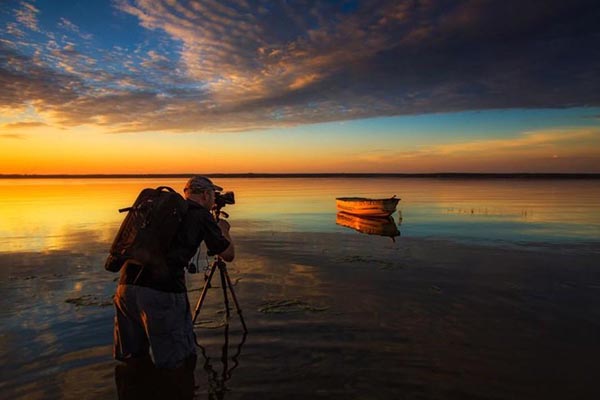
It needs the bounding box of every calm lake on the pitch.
[1,177,599,399]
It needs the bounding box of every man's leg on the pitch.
[113,284,157,399]
[113,285,150,362]
[137,287,197,399]
[114,356,155,400]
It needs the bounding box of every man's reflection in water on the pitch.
[114,354,196,400]
[114,326,246,400]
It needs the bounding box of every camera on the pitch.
[214,191,235,209]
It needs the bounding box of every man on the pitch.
[113,176,234,399]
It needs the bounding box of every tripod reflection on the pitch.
[196,324,248,399]
[192,254,248,399]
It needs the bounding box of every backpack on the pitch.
[104,186,188,277]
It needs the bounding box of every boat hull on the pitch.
[335,197,399,217]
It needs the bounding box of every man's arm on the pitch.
[217,219,235,262]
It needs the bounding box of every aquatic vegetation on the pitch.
[258,299,329,314]
[65,295,113,307]
[193,318,228,329]
[339,255,405,270]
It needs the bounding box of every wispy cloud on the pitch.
[0,133,27,139]
[0,0,599,133]
[58,17,93,40]
[1,121,47,129]
[349,127,600,172]
[14,1,39,32]
[5,22,25,39]
[371,128,600,162]
[426,128,600,156]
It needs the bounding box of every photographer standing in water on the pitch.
[113,176,234,399]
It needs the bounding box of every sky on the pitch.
[0,0,599,174]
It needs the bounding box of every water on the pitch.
[1,178,599,399]
[1,178,599,252]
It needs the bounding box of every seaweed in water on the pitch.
[340,255,404,270]
[65,295,113,307]
[258,299,329,314]
[194,318,228,329]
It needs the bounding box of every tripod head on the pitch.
[213,207,229,221]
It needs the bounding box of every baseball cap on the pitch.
[184,176,223,193]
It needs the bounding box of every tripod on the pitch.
[192,256,248,332]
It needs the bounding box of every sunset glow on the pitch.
[3,177,599,253]
[1,1,599,174]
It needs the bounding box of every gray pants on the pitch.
[113,284,196,369]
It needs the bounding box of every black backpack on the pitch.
[105,186,188,277]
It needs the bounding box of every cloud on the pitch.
[58,17,78,32]
[373,127,600,165]
[346,127,600,172]
[58,17,93,40]
[1,121,47,129]
[0,44,83,111]
[0,133,27,139]
[14,1,39,32]
[0,0,599,133]
[5,22,25,39]
[427,128,600,156]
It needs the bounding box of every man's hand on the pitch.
[217,219,231,234]
[216,219,234,261]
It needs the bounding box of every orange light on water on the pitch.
[2,177,599,253]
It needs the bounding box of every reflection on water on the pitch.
[1,178,600,399]
[1,178,599,254]
[1,228,600,399]
[196,326,247,399]
[114,355,196,400]
[336,212,401,239]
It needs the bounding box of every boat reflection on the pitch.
[336,211,401,239]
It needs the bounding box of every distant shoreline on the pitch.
[1,173,599,179]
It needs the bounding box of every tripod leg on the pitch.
[192,262,218,325]
[223,269,248,333]
[219,266,231,321]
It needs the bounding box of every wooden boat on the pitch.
[335,196,400,217]
[336,212,400,238]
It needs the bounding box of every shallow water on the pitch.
[1,178,599,252]
[1,178,599,399]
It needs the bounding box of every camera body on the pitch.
[214,191,235,209]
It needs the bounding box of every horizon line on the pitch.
[1,173,599,179]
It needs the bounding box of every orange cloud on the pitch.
[1,121,46,129]
[427,128,600,156]
[0,133,26,140]
[2,0,599,135]
[351,128,600,173]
